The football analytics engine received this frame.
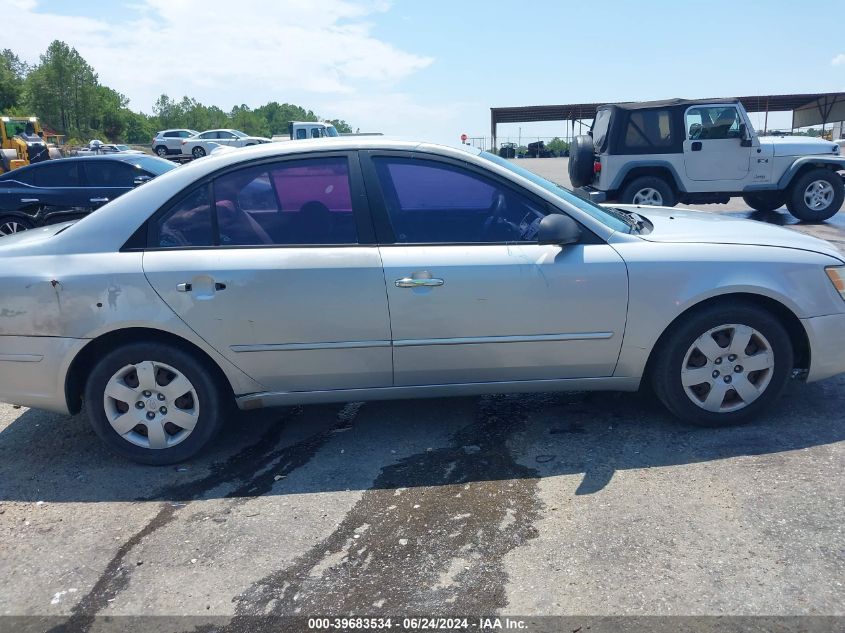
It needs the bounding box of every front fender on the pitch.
[778,156,845,189]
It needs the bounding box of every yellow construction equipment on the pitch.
[0,116,61,175]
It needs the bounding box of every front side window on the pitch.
[213,156,357,246]
[32,162,80,187]
[84,161,137,187]
[155,187,214,248]
[687,106,742,140]
[373,157,546,243]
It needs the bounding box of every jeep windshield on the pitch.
[480,151,633,233]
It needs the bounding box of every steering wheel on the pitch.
[482,193,511,240]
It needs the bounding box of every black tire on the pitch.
[620,175,677,207]
[785,168,844,222]
[567,135,595,189]
[84,342,228,465]
[154,145,169,158]
[0,215,34,236]
[192,146,206,159]
[651,302,793,428]
[742,191,785,212]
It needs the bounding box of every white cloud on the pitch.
[832,53,845,66]
[2,0,434,127]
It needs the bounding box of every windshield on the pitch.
[479,152,631,233]
[325,126,339,137]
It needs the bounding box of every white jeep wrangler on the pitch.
[569,98,845,221]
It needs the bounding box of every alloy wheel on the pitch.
[0,221,27,237]
[632,187,664,206]
[680,324,775,413]
[803,180,834,211]
[102,360,200,449]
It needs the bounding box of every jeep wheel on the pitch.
[742,192,785,213]
[568,135,595,189]
[785,168,844,222]
[620,176,677,207]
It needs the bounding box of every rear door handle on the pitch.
[395,277,445,288]
[20,198,39,203]
[90,197,109,203]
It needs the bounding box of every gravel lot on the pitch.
[1,157,843,631]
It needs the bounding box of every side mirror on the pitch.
[538,214,581,246]
[133,175,152,187]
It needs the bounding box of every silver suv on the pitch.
[151,129,199,157]
[570,98,845,222]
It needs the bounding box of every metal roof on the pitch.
[490,92,845,126]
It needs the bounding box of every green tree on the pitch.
[326,118,352,133]
[546,137,569,156]
[0,49,27,110]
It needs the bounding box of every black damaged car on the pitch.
[0,154,175,236]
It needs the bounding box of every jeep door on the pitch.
[683,105,752,181]
[361,151,629,386]
[143,152,393,393]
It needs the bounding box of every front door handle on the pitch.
[90,197,109,203]
[395,277,445,288]
[20,198,39,203]
[176,283,192,292]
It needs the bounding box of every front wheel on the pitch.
[785,168,844,222]
[84,342,227,464]
[154,145,169,158]
[651,303,793,427]
[192,146,206,159]
[620,176,677,207]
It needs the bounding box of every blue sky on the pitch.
[9,0,845,144]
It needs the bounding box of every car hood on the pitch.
[615,205,844,261]
[757,135,840,157]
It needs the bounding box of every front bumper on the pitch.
[0,336,83,414]
[802,313,845,382]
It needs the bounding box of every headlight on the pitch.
[826,266,845,300]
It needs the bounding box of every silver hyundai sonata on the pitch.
[1,139,844,464]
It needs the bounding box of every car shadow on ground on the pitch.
[1,375,842,505]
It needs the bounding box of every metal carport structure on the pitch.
[490,92,845,148]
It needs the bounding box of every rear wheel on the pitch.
[620,175,677,207]
[786,168,844,222]
[84,342,227,464]
[742,191,785,212]
[0,215,34,237]
[652,303,792,427]
[192,146,206,159]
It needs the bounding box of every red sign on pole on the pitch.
[460,133,468,142]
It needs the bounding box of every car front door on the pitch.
[683,105,752,181]
[361,152,629,386]
[143,152,392,393]
[80,160,138,209]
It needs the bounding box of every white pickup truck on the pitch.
[271,121,340,142]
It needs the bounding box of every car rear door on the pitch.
[143,151,392,393]
[20,161,92,224]
[361,151,629,386]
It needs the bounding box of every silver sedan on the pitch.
[1,139,844,464]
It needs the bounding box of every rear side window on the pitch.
[32,162,81,187]
[84,161,138,187]
[624,109,672,149]
[591,109,612,152]
[155,187,214,248]
[213,156,357,246]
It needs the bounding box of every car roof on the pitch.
[0,154,173,180]
[599,97,741,112]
